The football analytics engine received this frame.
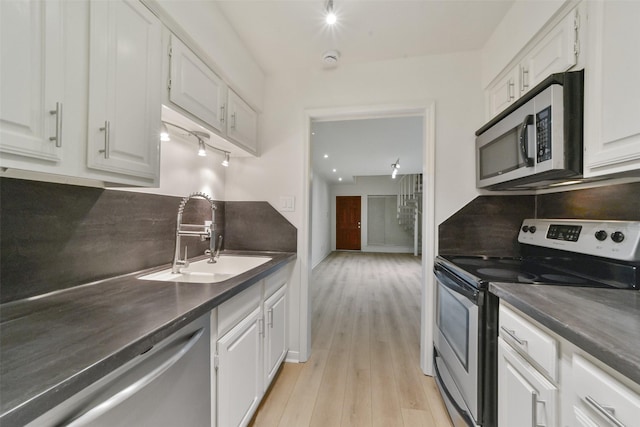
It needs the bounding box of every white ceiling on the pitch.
[311,116,423,184]
[214,0,514,183]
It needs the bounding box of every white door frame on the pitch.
[300,102,436,375]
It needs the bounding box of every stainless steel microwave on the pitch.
[476,70,584,190]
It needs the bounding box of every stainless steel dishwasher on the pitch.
[26,314,211,427]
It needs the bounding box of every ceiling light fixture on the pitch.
[338,177,342,181]
[325,0,337,25]
[391,158,400,179]
[161,121,230,165]
[324,154,329,158]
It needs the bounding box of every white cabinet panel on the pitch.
[227,89,258,154]
[217,306,263,427]
[584,1,640,176]
[524,9,578,91]
[488,66,520,118]
[87,0,161,180]
[498,338,558,427]
[0,0,64,163]
[169,35,227,133]
[264,284,287,388]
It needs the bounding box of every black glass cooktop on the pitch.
[438,255,639,290]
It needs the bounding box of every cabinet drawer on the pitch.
[264,263,291,299]
[499,304,558,381]
[218,283,261,337]
[572,354,640,427]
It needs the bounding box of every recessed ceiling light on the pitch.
[338,177,342,181]
[324,154,329,158]
[332,168,336,172]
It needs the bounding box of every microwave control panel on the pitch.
[536,106,552,163]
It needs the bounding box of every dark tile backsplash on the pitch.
[0,178,296,303]
[439,182,640,257]
[225,202,297,252]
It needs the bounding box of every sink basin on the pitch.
[138,255,272,284]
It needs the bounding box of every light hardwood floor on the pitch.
[250,252,453,427]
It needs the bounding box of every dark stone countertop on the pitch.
[489,283,640,385]
[0,250,296,427]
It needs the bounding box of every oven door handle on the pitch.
[435,267,479,304]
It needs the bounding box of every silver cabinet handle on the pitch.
[49,102,63,147]
[500,326,527,346]
[585,395,626,427]
[508,79,515,101]
[220,105,225,124]
[267,308,273,328]
[521,67,529,93]
[230,112,237,129]
[258,317,264,337]
[64,328,204,427]
[99,121,110,159]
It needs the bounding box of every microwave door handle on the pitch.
[519,114,534,167]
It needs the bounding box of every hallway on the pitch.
[250,252,453,427]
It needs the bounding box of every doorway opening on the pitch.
[301,102,436,375]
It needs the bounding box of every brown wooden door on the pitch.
[336,196,361,250]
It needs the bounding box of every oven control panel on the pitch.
[518,219,640,261]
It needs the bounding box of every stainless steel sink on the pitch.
[138,255,272,284]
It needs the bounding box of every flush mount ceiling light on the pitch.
[391,158,400,179]
[162,121,229,165]
[325,0,337,25]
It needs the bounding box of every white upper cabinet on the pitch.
[87,0,162,181]
[227,89,258,155]
[583,0,640,177]
[0,0,64,164]
[168,35,227,134]
[486,6,580,119]
[522,9,578,93]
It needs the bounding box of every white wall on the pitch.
[225,50,485,361]
[311,173,331,268]
[330,176,413,253]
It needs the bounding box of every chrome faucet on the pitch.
[172,192,221,274]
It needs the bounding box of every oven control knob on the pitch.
[611,231,625,243]
[595,230,608,241]
[522,225,529,233]
[529,226,537,234]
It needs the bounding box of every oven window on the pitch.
[479,126,522,179]
[437,283,469,370]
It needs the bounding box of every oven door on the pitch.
[434,266,480,424]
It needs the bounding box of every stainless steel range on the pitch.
[433,219,640,427]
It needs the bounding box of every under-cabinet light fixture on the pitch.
[161,121,231,166]
[391,158,400,179]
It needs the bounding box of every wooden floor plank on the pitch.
[250,252,453,427]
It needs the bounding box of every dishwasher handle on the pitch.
[64,328,204,427]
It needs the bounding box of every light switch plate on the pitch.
[279,196,295,212]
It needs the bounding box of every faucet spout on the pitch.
[171,192,217,274]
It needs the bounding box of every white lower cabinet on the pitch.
[498,338,557,427]
[214,264,291,427]
[499,302,640,427]
[217,306,263,427]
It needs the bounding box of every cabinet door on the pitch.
[0,0,64,163]
[488,66,520,118]
[227,89,258,154]
[522,9,578,93]
[584,1,640,176]
[217,306,263,427]
[169,35,227,133]
[264,284,287,389]
[87,0,161,180]
[498,338,557,427]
